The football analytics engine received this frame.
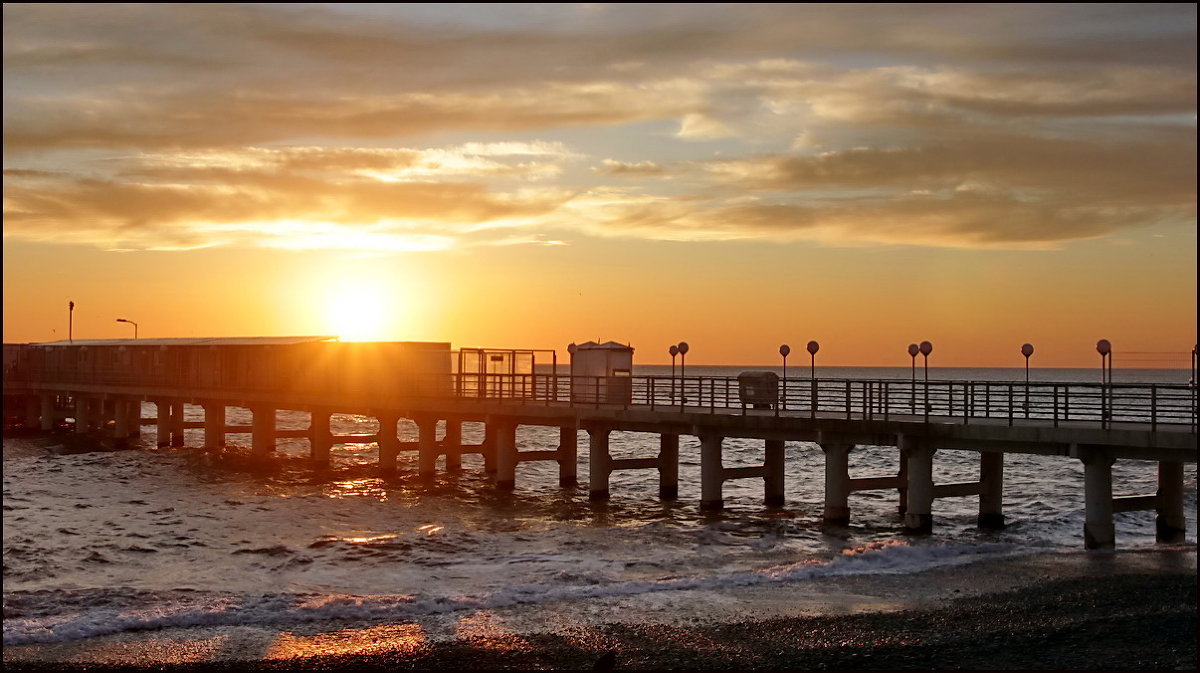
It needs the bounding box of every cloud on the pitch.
[2,4,1194,252]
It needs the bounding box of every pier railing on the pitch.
[9,364,1196,431]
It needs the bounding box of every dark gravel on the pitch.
[6,570,1195,671]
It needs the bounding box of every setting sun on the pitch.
[325,282,394,342]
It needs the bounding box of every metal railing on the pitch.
[7,365,1196,431]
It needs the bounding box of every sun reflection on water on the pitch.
[264,623,427,659]
[324,478,389,500]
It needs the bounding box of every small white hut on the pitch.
[568,341,634,404]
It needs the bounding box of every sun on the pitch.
[325,282,393,341]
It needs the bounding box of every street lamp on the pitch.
[908,343,919,413]
[68,301,75,343]
[919,341,933,415]
[1096,339,1112,425]
[1021,343,1034,418]
[779,344,790,410]
[669,344,679,403]
[116,318,138,339]
[807,341,820,419]
[677,341,689,409]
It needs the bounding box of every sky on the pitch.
[3,3,1196,367]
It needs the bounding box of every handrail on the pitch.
[6,365,1197,430]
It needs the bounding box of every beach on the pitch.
[5,548,1195,670]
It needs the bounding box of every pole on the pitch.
[911,354,916,414]
[68,301,74,343]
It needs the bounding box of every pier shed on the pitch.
[569,341,634,404]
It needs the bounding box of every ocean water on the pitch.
[3,367,1196,649]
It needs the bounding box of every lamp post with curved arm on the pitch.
[116,318,138,339]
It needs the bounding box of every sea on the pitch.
[3,366,1196,660]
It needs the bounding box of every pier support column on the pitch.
[483,423,497,474]
[822,443,852,525]
[1081,453,1116,550]
[1156,461,1186,544]
[203,402,226,450]
[493,420,518,490]
[169,401,186,447]
[377,414,399,472]
[112,399,131,447]
[126,400,142,437]
[309,410,332,466]
[417,417,439,478]
[764,439,785,507]
[75,396,91,434]
[40,394,55,431]
[23,396,40,429]
[559,425,578,487]
[903,439,934,534]
[251,406,275,457]
[588,427,611,500]
[978,451,1005,529]
[897,448,909,515]
[443,420,462,471]
[700,433,724,511]
[155,399,171,446]
[658,434,679,500]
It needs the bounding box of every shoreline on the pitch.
[5,547,1195,670]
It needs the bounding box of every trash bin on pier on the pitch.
[737,371,779,410]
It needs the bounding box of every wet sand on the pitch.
[5,548,1195,670]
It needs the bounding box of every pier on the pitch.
[3,337,1196,550]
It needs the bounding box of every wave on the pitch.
[4,539,1024,645]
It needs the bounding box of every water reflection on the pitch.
[264,623,427,658]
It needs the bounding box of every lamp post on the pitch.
[779,344,790,410]
[677,341,689,409]
[669,344,679,403]
[68,301,75,343]
[1096,339,1112,426]
[567,342,578,404]
[919,341,933,415]
[807,341,820,419]
[116,318,138,339]
[1021,343,1034,417]
[908,343,919,413]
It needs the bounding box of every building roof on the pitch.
[573,340,634,351]
[30,336,338,347]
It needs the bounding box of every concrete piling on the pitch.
[658,433,679,499]
[1081,453,1116,550]
[559,425,578,487]
[203,402,226,450]
[978,451,1005,529]
[822,443,852,524]
[493,420,518,490]
[1156,461,1186,543]
[377,413,399,472]
[443,419,462,470]
[309,410,332,465]
[251,406,275,457]
[418,417,439,477]
[903,438,934,534]
[588,426,611,500]
[700,433,724,510]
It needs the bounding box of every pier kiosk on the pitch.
[569,341,634,404]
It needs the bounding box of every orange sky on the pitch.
[3,4,1196,368]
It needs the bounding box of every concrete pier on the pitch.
[417,417,438,477]
[1082,452,1116,550]
[203,403,225,450]
[700,433,724,510]
[443,420,462,470]
[4,338,1193,551]
[1156,461,1186,543]
[822,443,852,524]
[310,410,332,465]
[493,420,518,490]
[377,413,399,471]
[659,434,679,499]
[588,427,610,500]
[978,451,1005,528]
[559,425,578,487]
[251,406,275,457]
[903,438,935,534]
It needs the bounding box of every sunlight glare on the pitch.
[326,283,394,342]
